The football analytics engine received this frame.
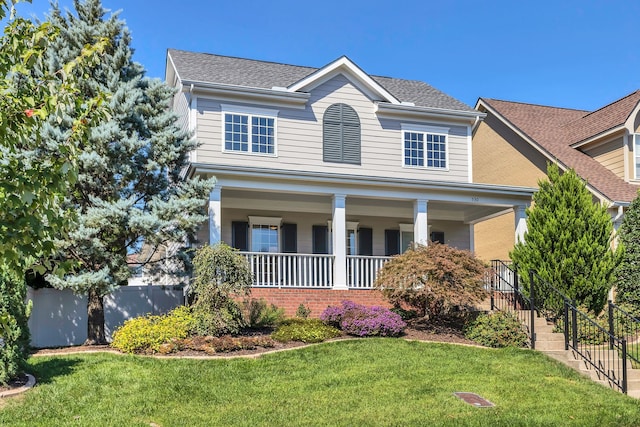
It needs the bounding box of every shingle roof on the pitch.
[481,95,640,203]
[167,49,474,112]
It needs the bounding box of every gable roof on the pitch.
[478,95,640,203]
[167,49,475,112]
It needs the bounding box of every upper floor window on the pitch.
[635,134,640,179]
[222,105,277,155]
[402,124,449,169]
[323,103,361,165]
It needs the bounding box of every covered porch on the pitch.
[198,166,534,290]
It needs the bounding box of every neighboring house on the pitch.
[166,49,535,313]
[473,93,640,261]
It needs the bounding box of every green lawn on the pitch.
[2,339,639,426]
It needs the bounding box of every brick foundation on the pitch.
[246,288,391,318]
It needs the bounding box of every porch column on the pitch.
[209,185,221,245]
[414,199,429,246]
[332,194,348,290]
[514,205,528,244]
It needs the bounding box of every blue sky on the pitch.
[14,0,640,111]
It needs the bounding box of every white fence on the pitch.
[27,285,184,348]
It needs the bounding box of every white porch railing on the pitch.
[241,252,334,288]
[346,255,391,289]
[240,252,391,289]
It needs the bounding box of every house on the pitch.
[166,50,535,314]
[473,93,640,261]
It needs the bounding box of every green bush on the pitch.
[390,307,418,321]
[464,311,528,348]
[190,243,253,336]
[111,306,195,354]
[295,303,311,319]
[0,269,31,385]
[272,318,341,343]
[241,298,285,329]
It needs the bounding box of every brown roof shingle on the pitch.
[481,95,640,203]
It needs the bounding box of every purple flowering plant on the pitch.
[320,301,406,337]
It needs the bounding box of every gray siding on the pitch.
[173,91,190,134]
[194,74,470,182]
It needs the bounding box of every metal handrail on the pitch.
[488,260,535,349]
[609,301,640,367]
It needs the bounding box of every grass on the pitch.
[2,339,640,426]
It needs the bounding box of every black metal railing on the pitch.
[608,302,640,367]
[488,260,535,349]
[527,269,628,393]
[490,262,631,394]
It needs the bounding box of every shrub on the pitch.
[615,190,640,310]
[511,163,618,315]
[190,243,253,336]
[374,243,488,320]
[0,269,31,385]
[272,318,342,343]
[241,298,285,329]
[464,311,528,348]
[111,306,195,354]
[320,301,406,337]
[295,303,311,319]
[390,307,418,321]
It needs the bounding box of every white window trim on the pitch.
[221,104,279,157]
[634,134,640,180]
[248,216,282,227]
[401,123,450,171]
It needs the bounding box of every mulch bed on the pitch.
[0,374,30,394]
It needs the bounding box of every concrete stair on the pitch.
[531,316,640,398]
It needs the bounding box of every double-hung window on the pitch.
[635,134,640,179]
[401,124,449,169]
[248,216,281,253]
[222,105,277,155]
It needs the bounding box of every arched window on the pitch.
[323,103,361,165]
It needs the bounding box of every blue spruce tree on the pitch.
[42,0,214,344]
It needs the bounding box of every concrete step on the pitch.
[505,307,640,398]
[536,340,567,352]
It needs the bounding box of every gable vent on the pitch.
[323,103,361,165]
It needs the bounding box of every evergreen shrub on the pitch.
[0,269,31,385]
[111,306,195,354]
[272,318,342,343]
[464,311,528,348]
[511,164,618,315]
[241,298,285,329]
[615,190,640,310]
[295,303,311,319]
[320,301,406,337]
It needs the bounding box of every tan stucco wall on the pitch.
[472,113,548,261]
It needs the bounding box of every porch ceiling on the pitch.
[222,189,512,223]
